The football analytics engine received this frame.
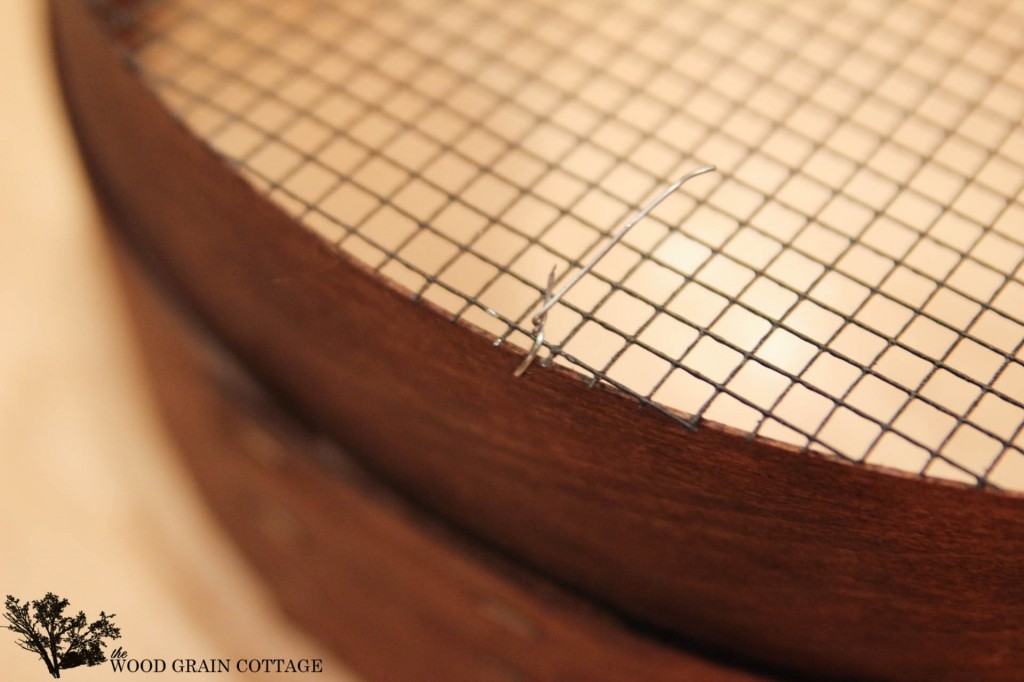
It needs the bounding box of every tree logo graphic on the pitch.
[3,593,120,678]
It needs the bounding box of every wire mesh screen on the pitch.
[101,0,1024,490]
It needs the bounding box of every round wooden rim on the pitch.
[53,2,1024,679]
[108,221,771,682]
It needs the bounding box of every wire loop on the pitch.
[513,165,717,377]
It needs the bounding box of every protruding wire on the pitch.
[514,165,716,376]
[514,265,556,377]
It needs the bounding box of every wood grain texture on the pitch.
[108,214,773,682]
[53,1,1024,679]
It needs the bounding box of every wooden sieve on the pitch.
[53,0,1024,679]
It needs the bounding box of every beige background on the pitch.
[0,2,354,679]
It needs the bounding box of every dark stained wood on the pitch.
[108,225,772,682]
[53,1,1024,679]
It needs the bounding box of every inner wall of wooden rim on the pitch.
[112,0,1024,490]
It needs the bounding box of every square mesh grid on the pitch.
[105,0,1024,490]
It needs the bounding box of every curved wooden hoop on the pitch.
[53,2,1024,679]
[109,227,771,682]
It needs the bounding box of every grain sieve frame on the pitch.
[53,0,1024,680]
